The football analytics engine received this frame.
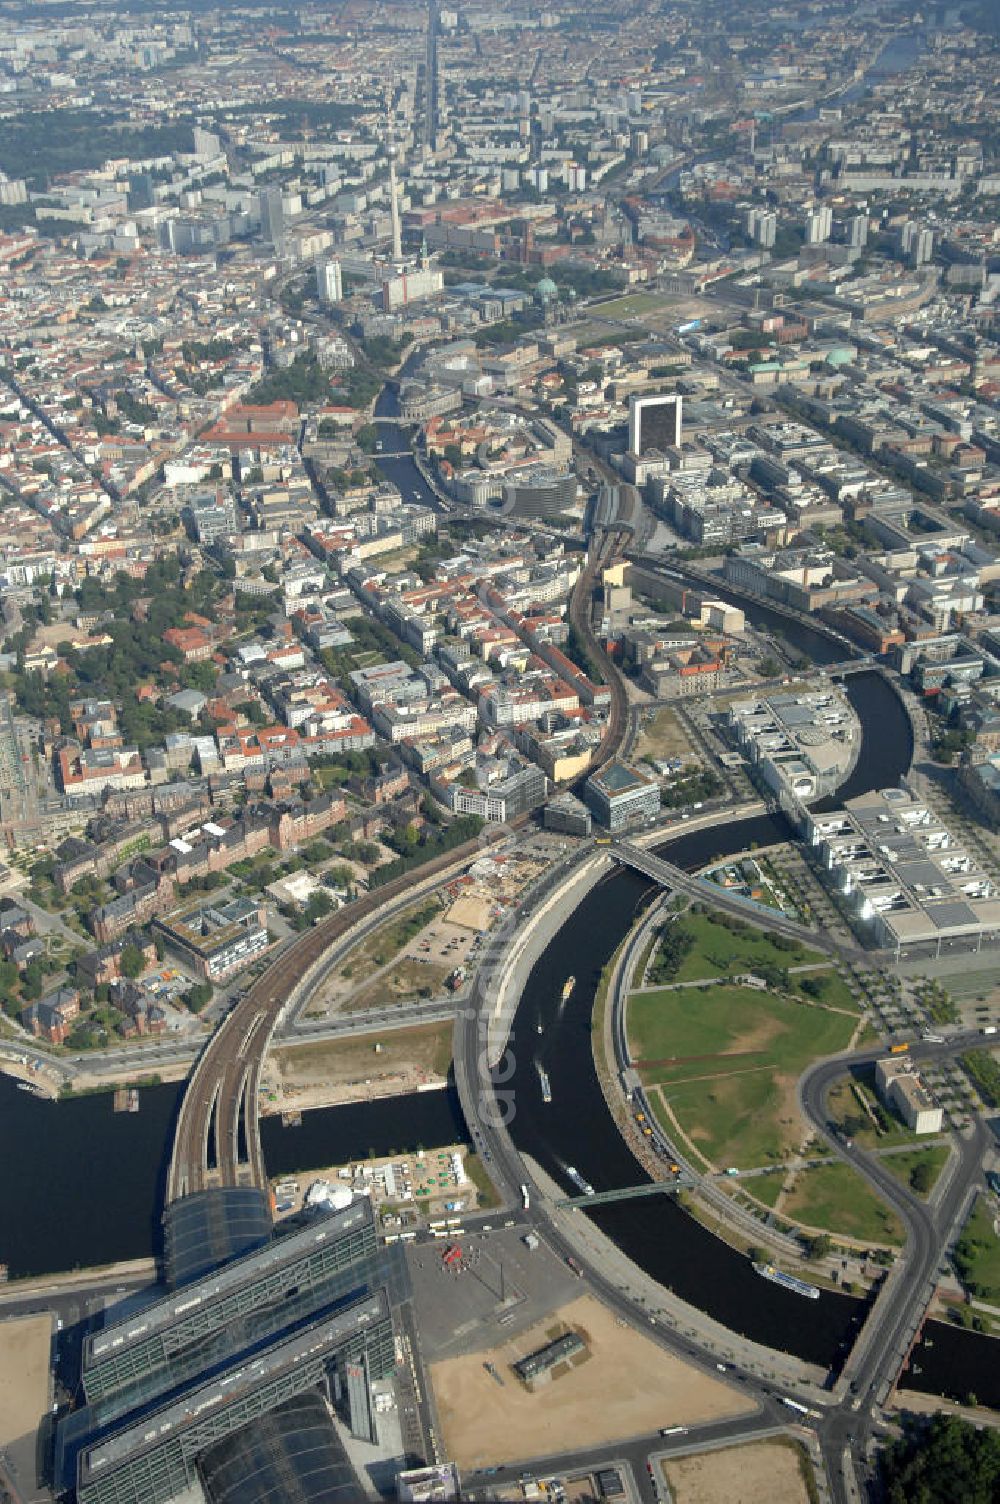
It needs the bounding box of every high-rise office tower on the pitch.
[847,213,868,248]
[317,259,343,305]
[259,185,285,251]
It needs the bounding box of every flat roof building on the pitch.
[513,1330,585,1385]
[398,1463,462,1502]
[585,761,660,832]
[875,1057,944,1135]
[152,895,269,981]
[729,687,857,802]
[805,786,1000,956]
[543,791,592,837]
[82,1199,381,1413]
[628,393,682,456]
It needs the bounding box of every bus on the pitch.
[521,1184,530,1211]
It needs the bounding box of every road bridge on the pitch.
[609,838,878,964]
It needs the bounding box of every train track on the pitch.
[568,528,632,785]
[167,518,632,1206]
[165,822,521,1205]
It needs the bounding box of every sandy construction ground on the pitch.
[429,1295,749,1469]
[263,1021,452,1111]
[445,895,494,932]
[0,1313,51,1448]
[661,1440,811,1504]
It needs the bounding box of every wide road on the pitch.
[462,1419,801,1504]
[166,823,521,1203]
[799,1036,990,1500]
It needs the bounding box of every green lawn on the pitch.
[630,983,855,1082]
[741,1168,786,1208]
[631,983,856,1169]
[787,968,860,1013]
[653,1069,788,1169]
[952,1195,1000,1301]
[592,292,668,319]
[663,912,828,985]
[826,1069,922,1149]
[878,1143,950,1199]
[780,1162,904,1246]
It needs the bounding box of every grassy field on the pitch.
[651,1069,787,1169]
[878,1143,950,1199]
[952,1195,1000,1300]
[788,968,859,1012]
[341,898,442,982]
[592,292,672,320]
[661,912,830,986]
[742,1170,786,1208]
[634,706,693,763]
[630,983,856,1085]
[779,1162,904,1246]
[632,982,856,1169]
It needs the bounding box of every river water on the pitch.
[903,1318,1000,1412]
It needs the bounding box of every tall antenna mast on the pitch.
[387,98,403,263]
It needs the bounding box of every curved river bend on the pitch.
[0,672,937,1378]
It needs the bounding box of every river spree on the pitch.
[0,667,989,1397]
[0,1075,182,1279]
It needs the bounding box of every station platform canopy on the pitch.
[163,1187,272,1289]
[198,1391,365,1504]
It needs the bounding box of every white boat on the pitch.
[752,1261,820,1300]
[565,1165,595,1197]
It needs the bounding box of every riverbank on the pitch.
[0,1258,156,1303]
[525,1152,833,1398]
